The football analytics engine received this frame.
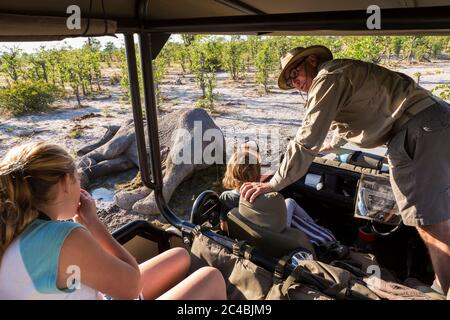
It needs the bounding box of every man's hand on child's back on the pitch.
[240,182,273,203]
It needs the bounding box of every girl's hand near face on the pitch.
[73,189,101,228]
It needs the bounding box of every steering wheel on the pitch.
[190,190,221,227]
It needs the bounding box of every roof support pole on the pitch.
[137,31,188,228]
[124,33,154,189]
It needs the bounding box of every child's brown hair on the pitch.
[222,149,261,190]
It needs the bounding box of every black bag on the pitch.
[189,233,380,300]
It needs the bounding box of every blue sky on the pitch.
[0,34,184,53]
[0,35,125,53]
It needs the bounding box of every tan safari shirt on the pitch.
[269,59,436,191]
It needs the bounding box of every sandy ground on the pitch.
[1,61,449,231]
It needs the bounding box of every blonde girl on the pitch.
[0,141,225,300]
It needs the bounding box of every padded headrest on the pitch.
[227,208,316,259]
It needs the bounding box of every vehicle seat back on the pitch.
[227,208,315,258]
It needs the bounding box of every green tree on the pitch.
[103,41,117,66]
[153,50,169,106]
[190,39,221,111]
[413,72,422,84]
[244,36,261,72]
[58,49,84,107]
[86,37,102,51]
[119,44,168,109]
[401,36,430,63]
[27,47,50,83]
[341,37,384,63]
[432,84,450,100]
[119,45,141,103]
[222,36,245,81]
[389,36,404,58]
[427,36,449,59]
[83,40,103,92]
[270,37,292,70]
[255,40,277,94]
[0,80,60,115]
[0,47,24,84]
[173,42,189,74]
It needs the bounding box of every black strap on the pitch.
[192,224,210,237]
[82,0,93,36]
[242,246,255,260]
[231,241,255,260]
[232,240,248,257]
[101,0,108,34]
[37,211,51,221]
[273,255,291,280]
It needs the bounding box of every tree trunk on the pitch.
[12,69,18,82]
[201,83,206,99]
[96,75,101,91]
[78,74,86,96]
[81,82,86,96]
[41,63,48,83]
[88,74,94,92]
[74,86,81,107]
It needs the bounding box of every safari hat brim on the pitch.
[278,45,333,90]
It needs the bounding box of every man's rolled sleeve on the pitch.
[269,142,316,191]
[329,131,347,149]
[269,74,351,191]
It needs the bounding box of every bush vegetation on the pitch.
[0,80,60,115]
[1,36,449,116]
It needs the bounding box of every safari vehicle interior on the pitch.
[1,0,450,299]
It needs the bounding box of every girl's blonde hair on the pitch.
[222,150,261,190]
[0,141,76,263]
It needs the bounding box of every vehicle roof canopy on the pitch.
[1,0,450,42]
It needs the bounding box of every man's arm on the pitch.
[269,74,352,191]
[330,131,347,149]
[320,131,347,153]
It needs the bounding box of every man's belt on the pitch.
[391,96,436,135]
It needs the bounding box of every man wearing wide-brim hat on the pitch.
[240,45,450,295]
